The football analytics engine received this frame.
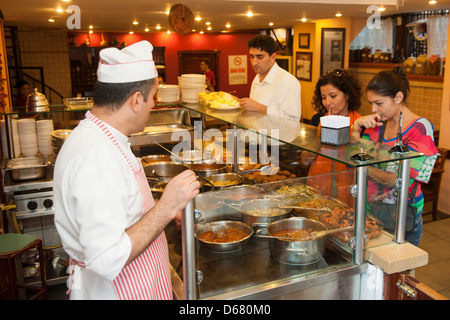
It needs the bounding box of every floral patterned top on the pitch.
[362,117,439,215]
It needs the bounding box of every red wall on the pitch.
[68,31,258,98]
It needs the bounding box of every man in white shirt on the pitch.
[54,41,200,300]
[239,35,301,122]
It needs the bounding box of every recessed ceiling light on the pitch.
[165,10,170,15]
[89,30,93,34]
[301,18,307,22]
[62,0,71,2]
[133,19,139,25]
[207,26,212,31]
[129,31,134,34]
[56,8,64,13]
[429,0,437,4]
[195,17,202,21]
[89,25,93,29]
[199,31,204,34]
[156,24,161,30]
[205,21,211,25]
[378,7,386,11]
[167,30,171,34]
[48,18,55,22]
[226,23,231,28]
[145,26,149,32]
[335,12,342,17]
[269,22,274,26]
[247,11,253,17]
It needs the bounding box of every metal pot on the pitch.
[266,217,327,265]
[141,154,172,164]
[144,161,189,180]
[238,199,292,230]
[216,185,265,204]
[6,156,49,181]
[190,163,228,179]
[26,88,49,112]
[196,220,253,252]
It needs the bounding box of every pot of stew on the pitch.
[266,217,327,265]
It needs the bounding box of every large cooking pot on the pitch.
[238,199,292,231]
[196,220,253,252]
[144,161,189,179]
[266,217,327,265]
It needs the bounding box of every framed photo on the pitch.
[296,52,312,82]
[320,28,345,75]
[298,33,310,49]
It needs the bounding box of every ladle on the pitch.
[255,225,353,241]
[279,205,332,213]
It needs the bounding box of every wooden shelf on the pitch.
[349,62,444,83]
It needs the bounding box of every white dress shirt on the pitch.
[250,62,302,122]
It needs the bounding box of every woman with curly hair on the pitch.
[306,69,363,206]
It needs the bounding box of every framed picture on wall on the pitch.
[298,33,310,49]
[296,52,312,82]
[320,28,345,75]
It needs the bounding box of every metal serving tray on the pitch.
[129,108,193,146]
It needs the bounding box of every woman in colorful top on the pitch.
[306,69,363,206]
[351,67,438,245]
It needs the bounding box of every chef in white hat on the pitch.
[54,41,200,300]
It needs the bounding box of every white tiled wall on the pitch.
[351,68,443,131]
[17,27,72,104]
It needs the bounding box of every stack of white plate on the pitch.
[1,119,21,158]
[179,74,207,103]
[18,119,38,157]
[36,120,54,156]
[157,84,180,103]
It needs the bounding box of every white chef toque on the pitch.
[97,40,157,83]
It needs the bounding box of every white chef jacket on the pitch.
[54,117,148,299]
[250,62,302,122]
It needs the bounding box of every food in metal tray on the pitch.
[245,207,286,217]
[276,184,318,196]
[209,179,239,187]
[271,228,313,241]
[199,228,248,243]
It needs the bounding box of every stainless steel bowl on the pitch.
[190,163,228,178]
[197,220,253,252]
[6,156,49,181]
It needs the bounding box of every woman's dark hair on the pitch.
[248,35,277,56]
[93,78,155,111]
[312,69,362,115]
[366,67,410,102]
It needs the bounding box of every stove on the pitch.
[3,165,54,219]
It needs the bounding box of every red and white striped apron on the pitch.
[79,111,173,299]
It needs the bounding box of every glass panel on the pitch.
[194,174,370,300]
[182,103,423,168]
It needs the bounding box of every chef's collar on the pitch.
[97,40,157,83]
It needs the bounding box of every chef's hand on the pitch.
[239,98,267,114]
[159,170,201,214]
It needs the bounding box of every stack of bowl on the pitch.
[157,84,180,103]
[1,119,21,158]
[179,74,206,103]
[17,119,38,157]
[51,129,72,156]
[36,120,54,156]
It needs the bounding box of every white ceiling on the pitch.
[2,0,450,33]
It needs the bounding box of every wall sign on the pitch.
[228,55,247,85]
[320,28,346,75]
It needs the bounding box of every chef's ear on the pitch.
[128,91,143,113]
